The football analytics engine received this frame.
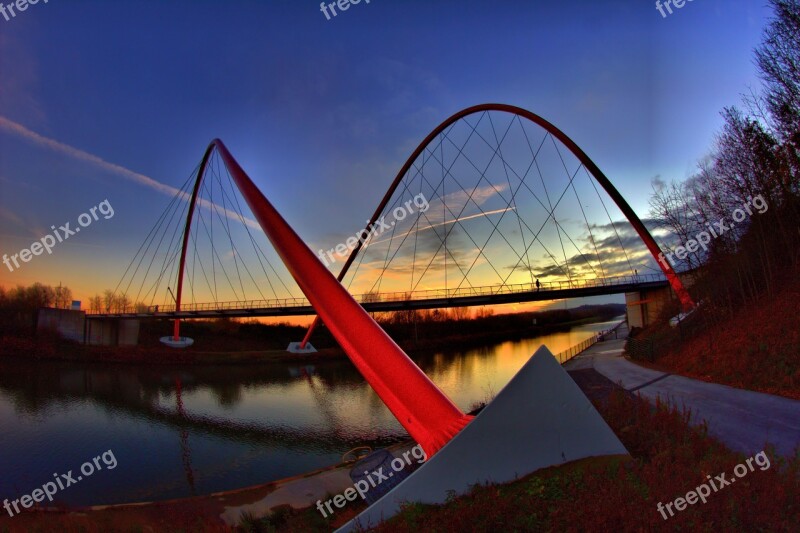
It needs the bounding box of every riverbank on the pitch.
[0,318,627,515]
[0,322,622,532]
[0,362,634,532]
[0,335,345,365]
[4,364,795,532]
[0,313,623,366]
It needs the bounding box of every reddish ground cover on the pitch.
[655,275,800,400]
[370,391,799,533]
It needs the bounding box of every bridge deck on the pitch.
[87,276,669,319]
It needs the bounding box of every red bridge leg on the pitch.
[212,140,473,457]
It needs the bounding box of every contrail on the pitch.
[364,207,516,248]
[0,116,261,230]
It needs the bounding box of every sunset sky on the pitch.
[0,0,773,317]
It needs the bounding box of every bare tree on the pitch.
[648,177,705,270]
[23,283,56,308]
[103,290,115,313]
[448,306,471,321]
[115,293,131,313]
[53,284,73,309]
[89,294,103,313]
[755,0,800,166]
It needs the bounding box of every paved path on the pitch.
[564,324,800,458]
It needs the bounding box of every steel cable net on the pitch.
[107,150,302,315]
[341,110,664,303]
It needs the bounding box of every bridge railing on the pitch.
[359,273,666,304]
[555,335,600,364]
[554,321,626,364]
[90,274,666,315]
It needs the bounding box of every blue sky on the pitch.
[0,0,773,305]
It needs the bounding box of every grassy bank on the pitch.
[629,274,800,400]
[234,387,800,532]
[231,372,800,531]
[367,393,798,532]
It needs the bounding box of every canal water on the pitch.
[0,318,621,507]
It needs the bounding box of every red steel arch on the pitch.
[300,103,694,347]
[173,139,472,457]
[172,142,216,342]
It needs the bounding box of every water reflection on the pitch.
[0,319,619,506]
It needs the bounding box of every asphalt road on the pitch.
[564,324,800,458]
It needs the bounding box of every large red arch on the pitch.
[173,139,473,457]
[300,103,694,346]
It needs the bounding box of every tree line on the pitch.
[649,0,799,315]
[0,283,74,334]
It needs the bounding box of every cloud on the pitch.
[0,33,46,126]
[0,116,261,231]
[0,206,25,227]
[363,206,515,249]
[0,174,41,192]
[498,213,667,281]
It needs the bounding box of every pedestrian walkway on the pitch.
[564,323,800,458]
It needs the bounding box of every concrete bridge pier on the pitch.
[625,285,676,329]
[37,308,141,346]
[85,317,140,346]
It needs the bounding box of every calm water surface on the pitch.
[0,319,621,506]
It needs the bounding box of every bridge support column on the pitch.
[626,286,674,329]
[287,341,317,354]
